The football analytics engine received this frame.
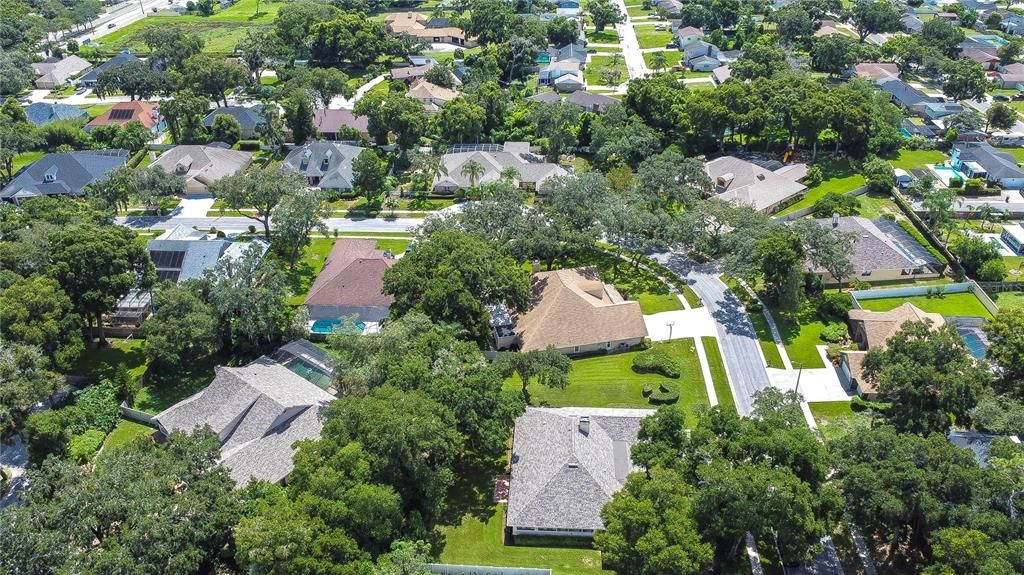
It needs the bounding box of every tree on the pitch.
[274,0,341,61]
[0,49,34,95]
[282,90,317,145]
[111,119,153,152]
[210,114,242,145]
[792,219,856,288]
[863,321,987,434]
[595,467,714,575]
[204,244,291,352]
[547,16,579,47]
[0,275,83,369]
[587,0,624,32]
[945,110,985,133]
[941,59,988,102]
[140,281,218,367]
[180,53,247,107]
[861,156,895,193]
[754,228,805,309]
[460,159,486,189]
[950,234,1002,278]
[94,60,168,100]
[850,0,903,42]
[235,28,284,84]
[308,15,398,68]
[48,224,155,344]
[811,34,859,76]
[983,309,1024,398]
[304,66,353,110]
[160,90,211,144]
[256,100,286,150]
[920,17,965,57]
[772,6,814,45]
[434,97,486,144]
[271,187,328,267]
[0,343,63,437]
[142,27,204,71]
[354,92,427,151]
[211,166,307,239]
[353,149,388,202]
[986,102,1017,133]
[650,50,668,73]
[811,191,859,217]
[0,430,239,574]
[528,101,582,161]
[0,115,41,182]
[997,40,1022,65]
[731,35,788,80]
[495,347,571,403]
[383,230,530,342]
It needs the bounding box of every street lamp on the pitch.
[665,320,675,341]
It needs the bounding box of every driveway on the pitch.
[651,253,772,416]
[644,307,718,341]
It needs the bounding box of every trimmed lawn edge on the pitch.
[701,337,735,411]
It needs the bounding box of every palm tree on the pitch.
[650,51,667,73]
[978,204,996,232]
[499,167,520,182]
[461,159,485,189]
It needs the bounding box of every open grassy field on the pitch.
[632,24,674,49]
[883,148,947,171]
[585,28,619,44]
[584,55,628,85]
[505,339,711,426]
[702,336,735,412]
[857,292,994,319]
[636,292,684,314]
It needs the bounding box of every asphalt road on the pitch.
[117,214,422,234]
[651,252,771,416]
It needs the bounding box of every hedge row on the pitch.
[632,348,681,378]
[642,382,681,404]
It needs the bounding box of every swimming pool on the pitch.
[310,318,366,334]
[956,326,989,359]
[930,164,969,187]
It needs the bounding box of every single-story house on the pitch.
[876,77,939,111]
[407,78,459,114]
[554,73,585,92]
[202,105,267,140]
[0,149,128,201]
[390,63,433,82]
[995,62,1024,88]
[152,356,335,487]
[1000,223,1024,254]
[282,141,365,191]
[657,0,683,17]
[24,102,88,126]
[901,118,939,139]
[808,216,943,284]
[711,65,732,85]
[704,155,808,213]
[947,431,1021,467]
[547,42,588,66]
[675,26,704,46]
[526,91,617,113]
[506,406,653,538]
[509,266,648,355]
[85,101,161,133]
[840,303,946,399]
[540,60,583,85]
[433,141,568,194]
[304,239,396,325]
[33,55,91,89]
[78,49,141,88]
[952,141,1024,188]
[310,108,370,141]
[901,14,924,32]
[922,102,966,120]
[149,145,253,196]
[681,40,722,69]
[385,12,475,47]
[689,55,720,72]
[961,47,1000,69]
[147,225,269,282]
[854,62,900,81]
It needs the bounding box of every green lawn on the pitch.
[883,149,948,172]
[80,103,113,118]
[996,147,1024,164]
[102,420,155,452]
[776,158,866,216]
[856,192,903,220]
[749,310,786,369]
[375,239,410,253]
[585,28,619,44]
[636,293,684,314]
[632,25,674,49]
[11,151,43,174]
[283,237,336,306]
[808,401,869,444]
[506,340,710,426]
[131,356,218,413]
[857,292,994,319]
[702,336,735,412]
[626,5,653,17]
[69,338,148,382]
[584,55,628,85]
[642,50,682,69]
[681,285,702,308]
[439,503,608,575]
[770,303,829,369]
[992,290,1024,310]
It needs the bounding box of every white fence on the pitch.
[849,281,999,317]
[427,565,551,575]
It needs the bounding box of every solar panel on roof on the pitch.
[156,270,181,282]
[150,250,185,268]
[109,108,134,120]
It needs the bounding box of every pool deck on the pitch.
[927,163,968,187]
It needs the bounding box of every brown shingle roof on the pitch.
[87,101,159,129]
[514,267,648,352]
[304,240,396,308]
[848,302,945,349]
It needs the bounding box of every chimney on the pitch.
[531,259,541,273]
[832,213,839,228]
[578,416,590,435]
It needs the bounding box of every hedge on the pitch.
[68,429,106,464]
[632,348,681,378]
[648,382,681,404]
[237,140,261,151]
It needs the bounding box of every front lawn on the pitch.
[374,239,410,253]
[584,55,628,86]
[856,292,994,319]
[702,336,736,412]
[585,28,619,44]
[627,5,653,17]
[439,503,608,575]
[770,305,828,369]
[505,339,710,426]
[632,25,674,49]
[776,158,866,216]
[636,293,684,314]
[809,400,870,444]
[642,50,682,69]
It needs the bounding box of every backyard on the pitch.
[992,290,1024,310]
[776,158,865,216]
[856,292,994,319]
[504,339,711,427]
[282,237,407,305]
[69,337,148,381]
[883,148,947,172]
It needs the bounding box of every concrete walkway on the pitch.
[333,74,387,110]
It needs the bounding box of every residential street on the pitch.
[117,214,421,233]
[613,0,649,80]
[652,252,772,416]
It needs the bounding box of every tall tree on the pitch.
[282,89,317,145]
[180,53,247,107]
[587,0,624,32]
[0,274,83,369]
[204,244,291,352]
[140,281,219,368]
[271,187,328,267]
[353,149,388,202]
[850,0,903,42]
[982,308,1024,398]
[210,166,307,239]
[0,343,64,437]
[941,59,988,102]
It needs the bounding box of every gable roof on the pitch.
[810,216,940,275]
[848,302,945,349]
[566,90,618,112]
[33,55,91,85]
[79,49,140,84]
[304,239,396,308]
[147,226,269,282]
[854,62,900,81]
[507,407,652,531]
[312,108,370,136]
[282,141,365,190]
[24,102,88,126]
[955,141,1024,180]
[150,145,252,187]
[676,26,703,37]
[876,77,934,107]
[202,105,266,131]
[514,267,648,352]
[153,357,334,486]
[86,101,159,130]
[407,79,459,102]
[0,149,128,200]
[434,142,568,190]
[705,155,807,212]
[548,41,588,63]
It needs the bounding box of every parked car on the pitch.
[995,95,1010,101]
[1013,93,1024,101]
[665,41,676,49]
[107,22,116,28]
[75,86,87,94]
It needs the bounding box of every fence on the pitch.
[774,186,869,222]
[890,188,962,275]
[978,281,1024,293]
[427,565,551,575]
[849,280,999,317]
[119,400,158,426]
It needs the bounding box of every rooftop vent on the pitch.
[716,173,734,188]
[578,416,590,436]
[43,166,57,183]
[832,213,839,228]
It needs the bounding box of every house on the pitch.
[689,55,720,72]
[876,77,939,111]
[24,102,88,126]
[814,24,843,37]
[995,63,1024,88]
[554,73,585,92]
[1000,223,1024,254]
[675,26,704,46]
[840,303,946,399]
[85,101,161,133]
[947,431,1021,466]
[406,78,459,113]
[681,40,722,70]
[901,118,939,139]
[149,145,253,196]
[540,60,583,85]
[952,141,1024,188]
[152,356,335,487]
[282,141,365,192]
[385,12,474,46]
[506,407,653,538]
[936,11,960,25]
[809,216,943,284]
[961,47,1000,69]
[311,109,370,141]
[556,0,581,8]
[711,65,732,85]
[202,105,267,139]
[854,62,900,81]
[704,155,808,213]
[509,266,648,354]
[0,149,128,201]
[921,102,966,120]
[433,141,568,194]
[32,55,91,89]
[78,49,141,87]
[657,0,683,17]
[547,42,588,66]
[390,63,433,82]
[901,13,924,32]
[304,239,396,326]
[147,225,269,283]
[527,91,618,113]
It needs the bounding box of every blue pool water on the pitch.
[957,327,988,359]
[311,319,366,334]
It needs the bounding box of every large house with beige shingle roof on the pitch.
[808,216,943,283]
[385,12,475,46]
[433,141,568,194]
[705,155,807,213]
[304,239,396,326]
[511,267,647,355]
[407,78,459,114]
[150,145,252,196]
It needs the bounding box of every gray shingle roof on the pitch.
[24,102,88,126]
[0,150,128,200]
[876,77,934,108]
[202,105,266,131]
[809,216,939,274]
[705,155,807,212]
[148,226,269,282]
[79,49,140,85]
[282,142,365,190]
[149,145,253,187]
[507,407,653,531]
[153,356,335,486]
[954,141,1024,180]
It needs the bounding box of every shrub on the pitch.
[68,430,106,464]
[816,292,853,319]
[964,178,985,195]
[805,165,824,187]
[820,322,849,343]
[978,258,1007,281]
[648,382,680,404]
[948,177,963,188]
[632,348,681,378]
[642,382,654,397]
[247,225,256,234]
[811,191,859,218]
[237,140,261,151]
[851,280,871,291]
[66,380,121,435]
[25,409,71,464]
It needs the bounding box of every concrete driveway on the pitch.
[651,253,772,416]
[644,307,718,341]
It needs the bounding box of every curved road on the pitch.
[651,252,771,416]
